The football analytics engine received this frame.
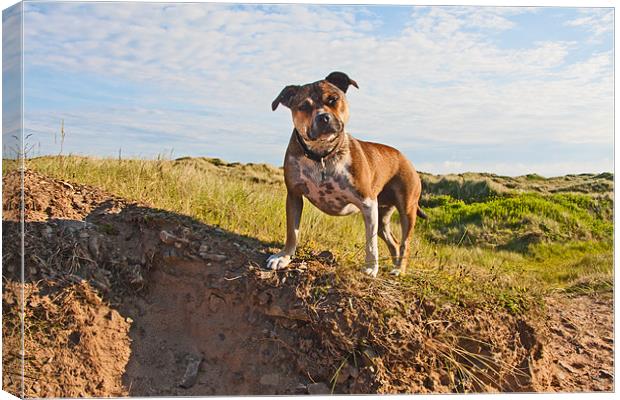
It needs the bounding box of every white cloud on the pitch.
[417,159,613,177]
[19,3,614,175]
[564,8,614,36]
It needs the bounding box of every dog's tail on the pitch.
[417,206,428,220]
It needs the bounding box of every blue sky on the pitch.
[3,2,614,176]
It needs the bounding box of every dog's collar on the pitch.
[294,129,340,163]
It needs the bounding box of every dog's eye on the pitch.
[298,101,312,112]
[327,96,338,106]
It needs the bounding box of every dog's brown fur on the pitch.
[268,71,424,276]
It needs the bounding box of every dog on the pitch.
[267,71,426,277]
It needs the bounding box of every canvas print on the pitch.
[2,1,614,397]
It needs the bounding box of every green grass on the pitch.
[423,193,612,250]
[26,155,614,314]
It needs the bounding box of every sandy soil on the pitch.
[1,170,614,396]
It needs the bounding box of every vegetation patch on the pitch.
[422,193,612,250]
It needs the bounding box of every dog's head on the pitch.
[272,71,358,142]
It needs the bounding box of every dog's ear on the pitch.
[325,71,359,93]
[272,85,300,111]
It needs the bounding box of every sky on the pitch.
[2,2,615,176]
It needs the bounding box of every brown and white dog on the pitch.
[267,71,426,277]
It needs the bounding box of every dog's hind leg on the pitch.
[390,203,417,276]
[378,205,400,266]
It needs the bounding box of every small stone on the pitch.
[126,317,133,323]
[209,295,225,313]
[307,382,330,395]
[159,230,178,245]
[179,354,202,389]
[199,244,209,253]
[201,253,227,262]
[259,373,280,386]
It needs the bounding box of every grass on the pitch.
[25,155,614,314]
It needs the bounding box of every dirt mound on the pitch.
[2,170,614,396]
[3,169,124,223]
[3,280,130,396]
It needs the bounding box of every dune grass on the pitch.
[26,155,613,314]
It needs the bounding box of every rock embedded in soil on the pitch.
[179,354,203,389]
[208,294,225,313]
[159,230,178,245]
[201,253,227,262]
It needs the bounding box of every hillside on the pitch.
[1,156,614,396]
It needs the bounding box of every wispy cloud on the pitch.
[17,3,614,175]
[564,8,614,36]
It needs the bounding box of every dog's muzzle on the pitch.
[309,113,343,140]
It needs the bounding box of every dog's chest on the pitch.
[291,157,360,216]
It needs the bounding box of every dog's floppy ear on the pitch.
[272,85,300,111]
[325,71,359,93]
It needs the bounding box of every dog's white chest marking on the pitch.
[290,155,360,216]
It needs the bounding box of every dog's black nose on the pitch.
[316,113,331,125]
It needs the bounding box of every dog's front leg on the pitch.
[361,198,380,277]
[266,192,303,270]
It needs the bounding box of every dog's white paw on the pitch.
[266,253,292,270]
[389,268,401,276]
[364,266,378,277]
